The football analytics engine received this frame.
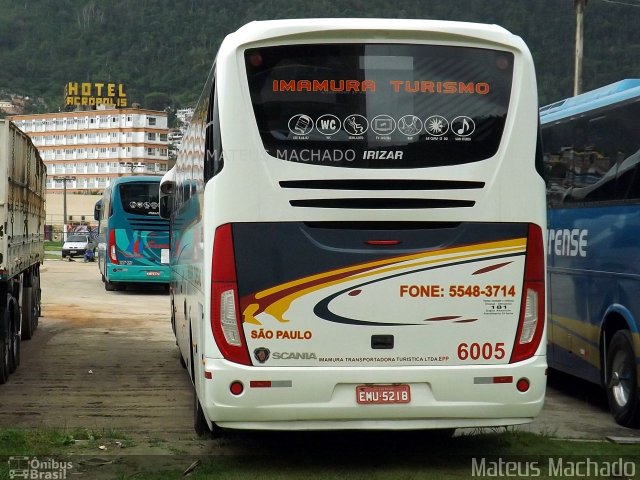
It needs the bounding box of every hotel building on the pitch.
[9,107,169,194]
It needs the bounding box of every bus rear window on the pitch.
[119,183,160,216]
[245,44,513,169]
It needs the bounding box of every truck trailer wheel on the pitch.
[21,284,36,340]
[6,298,19,373]
[0,313,9,384]
[34,269,41,324]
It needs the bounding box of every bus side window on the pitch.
[204,74,223,181]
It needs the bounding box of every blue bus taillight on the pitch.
[108,229,119,265]
[211,224,250,365]
[510,224,545,363]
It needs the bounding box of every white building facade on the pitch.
[10,107,169,193]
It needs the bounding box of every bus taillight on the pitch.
[510,224,545,363]
[211,224,250,365]
[108,229,119,265]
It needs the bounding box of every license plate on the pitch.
[146,271,161,277]
[70,250,77,254]
[356,384,411,404]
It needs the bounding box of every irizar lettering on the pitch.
[363,150,403,160]
[548,228,588,257]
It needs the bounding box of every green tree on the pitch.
[143,92,171,111]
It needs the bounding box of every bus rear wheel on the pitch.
[606,330,640,427]
[193,389,211,437]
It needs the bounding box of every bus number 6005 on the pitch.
[457,342,506,361]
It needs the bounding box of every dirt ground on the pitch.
[1,260,638,460]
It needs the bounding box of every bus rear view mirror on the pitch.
[94,199,103,221]
[159,168,176,219]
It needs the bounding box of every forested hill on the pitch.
[1,0,639,113]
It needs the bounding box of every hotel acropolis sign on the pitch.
[64,82,128,107]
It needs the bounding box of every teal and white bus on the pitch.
[94,176,170,291]
[161,19,546,436]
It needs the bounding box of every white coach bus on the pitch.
[160,18,546,435]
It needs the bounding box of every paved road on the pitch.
[1,260,638,450]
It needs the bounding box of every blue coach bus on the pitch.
[94,176,170,291]
[541,79,640,427]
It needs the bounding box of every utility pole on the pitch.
[119,161,137,176]
[574,0,588,96]
[53,176,76,241]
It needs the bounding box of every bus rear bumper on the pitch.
[107,265,170,284]
[200,355,547,431]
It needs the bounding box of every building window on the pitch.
[147,117,157,126]
[160,133,167,142]
[147,132,157,141]
[147,148,154,156]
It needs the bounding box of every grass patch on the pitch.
[63,427,135,449]
[0,427,134,455]
[44,240,63,251]
[0,429,71,455]
[0,429,638,479]
[176,431,640,480]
